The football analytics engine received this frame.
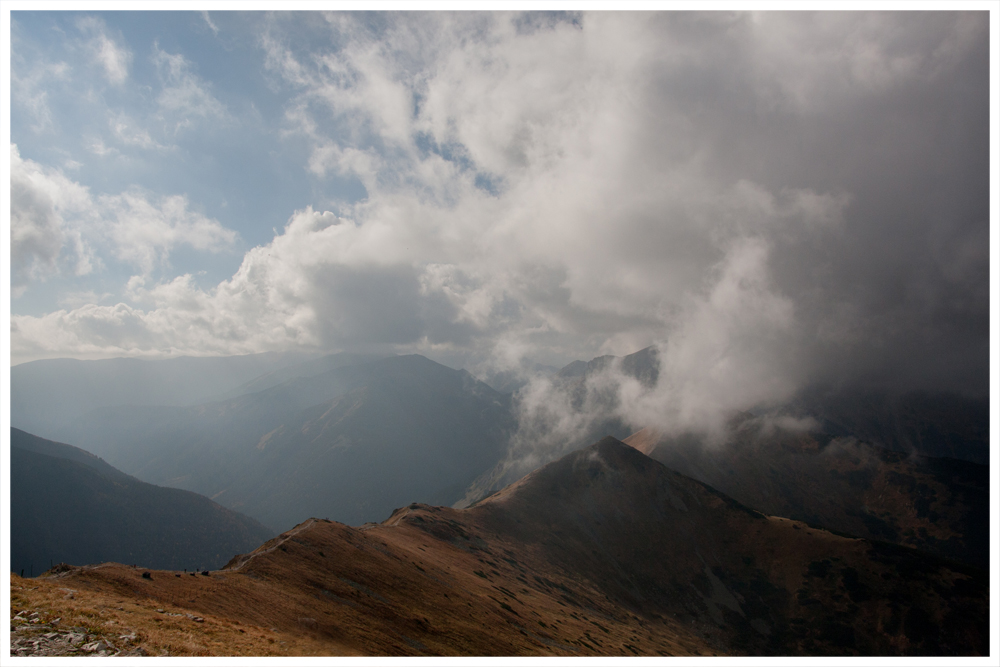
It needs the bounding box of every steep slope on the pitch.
[51,355,516,531]
[11,351,318,440]
[627,420,990,569]
[10,429,274,575]
[11,427,131,483]
[20,438,989,657]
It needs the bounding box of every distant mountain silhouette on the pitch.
[38,437,988,656]
[10,428,273,575]
[48,355,516,531]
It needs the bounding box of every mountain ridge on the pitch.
[15,436,988,657]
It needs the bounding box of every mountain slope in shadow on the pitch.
[10,428,274,575]
[626,419,990,569]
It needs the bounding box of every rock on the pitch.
[48,562,73,574]
[81,640,112,653]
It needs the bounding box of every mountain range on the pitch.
[21,354,514,531]
[10,347,989,567]
[15,437,989,657]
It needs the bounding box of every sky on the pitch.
[5,9,995,407]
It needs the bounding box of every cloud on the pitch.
[109,113,172,151]
[99,191,239,274]
[11,11,989,415]
[10,55,70,133]
[202,11,220,36]
[10,145,238,297]
[619,238,800,439]
[153,44,228,129]
[10,144,97,293]
[77,16,132,85]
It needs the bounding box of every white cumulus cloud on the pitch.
[10,145,238,299]
[10,144,98,293]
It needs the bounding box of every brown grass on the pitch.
[10,572,355,656]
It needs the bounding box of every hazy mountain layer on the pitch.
[50,355,516,531]
[21,437,988,656]
[474,360,560,394]
[207,352,391,402]
[10,429,273,575]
